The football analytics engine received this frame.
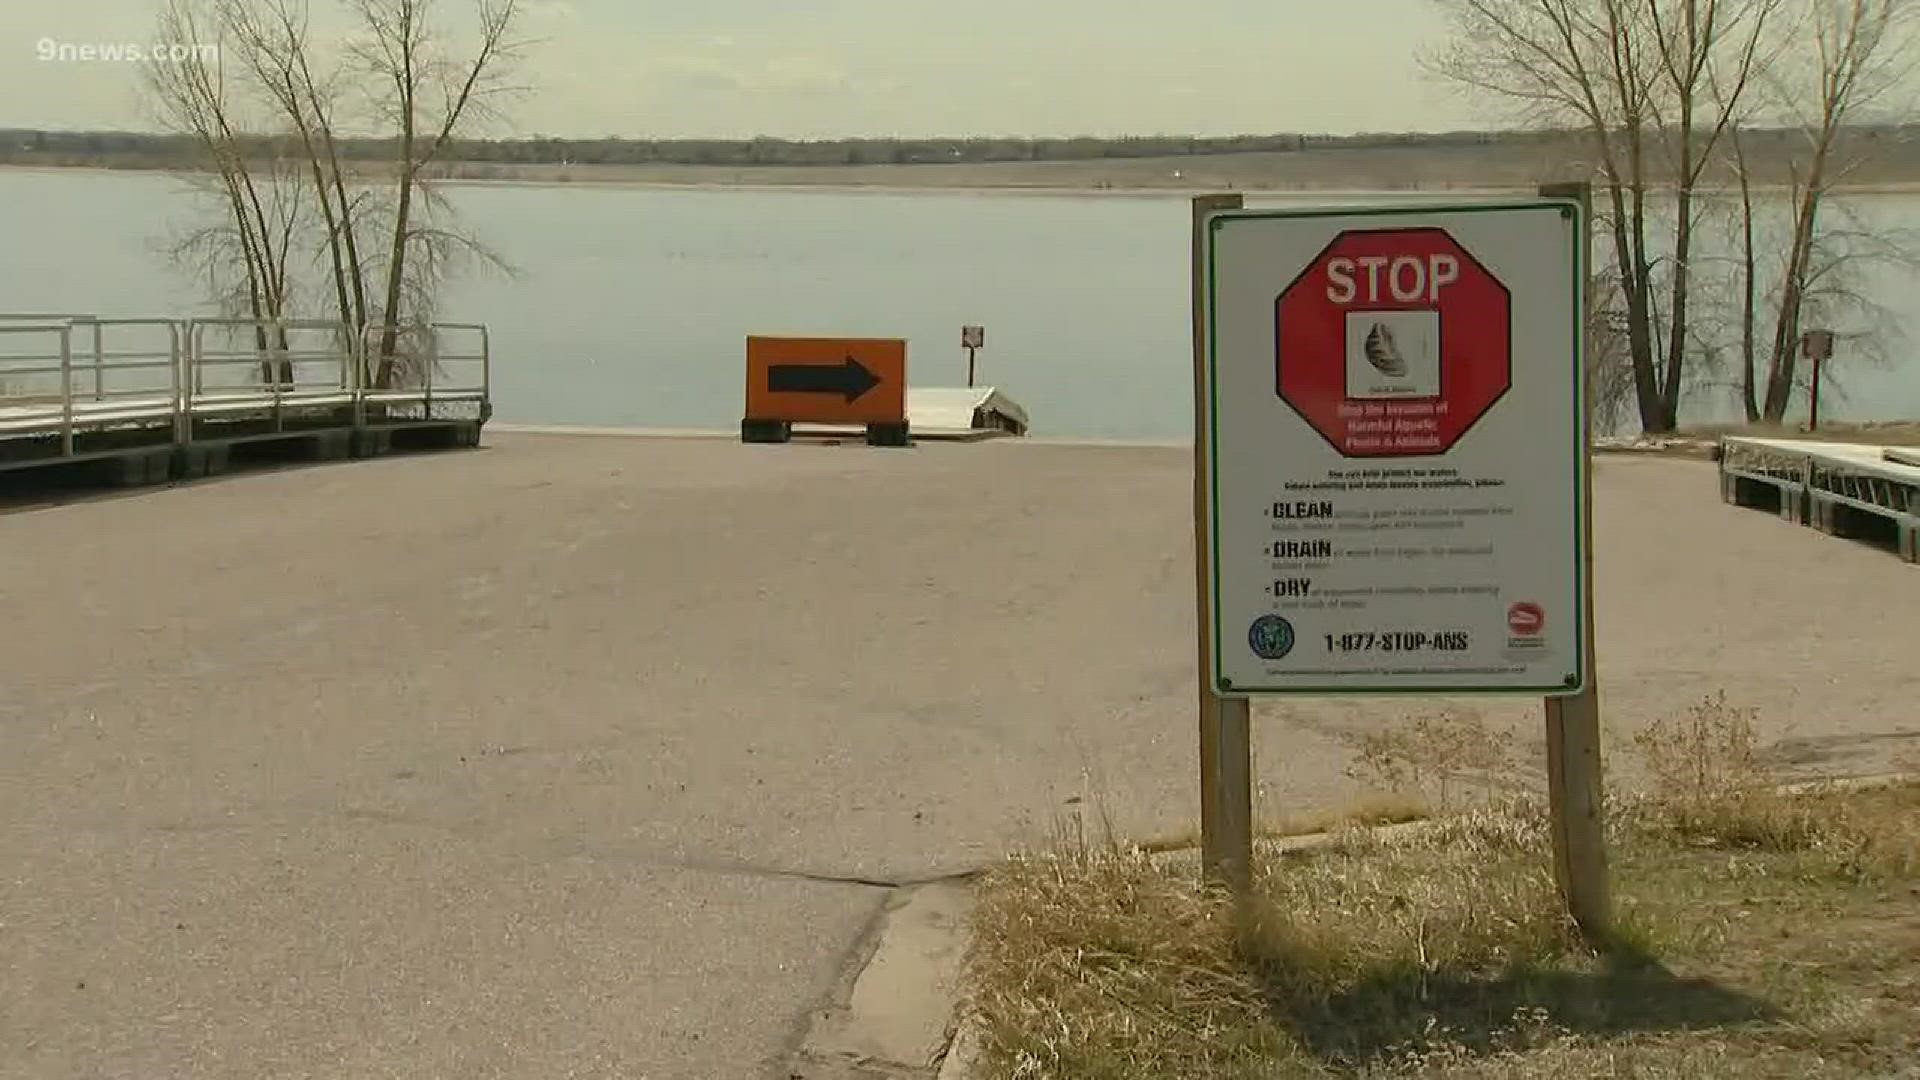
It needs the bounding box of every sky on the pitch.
[1,0,1483,138]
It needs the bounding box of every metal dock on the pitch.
[1719,435,1920,562]
[0,316,489,484]
[905,386,1029,438]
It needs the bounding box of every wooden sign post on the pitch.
[1539,181,1611,942]
[1192,194,1253,893]
[1802,329,1834,433]
[962,325,985,388]
[1193,187,1608,942]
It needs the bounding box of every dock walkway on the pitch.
[0,315,489,482]
[1719,435,1920,561]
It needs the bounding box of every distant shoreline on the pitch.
[11,124,1920,195]
[7,159,1920,198]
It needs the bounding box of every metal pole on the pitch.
[1192,193,1253,894]
[1809,354,1822,433]
[271,321,284,432]
[59,326,74,456]
[90,320,105,405]
[1539,180,1611,945]
[966,345,977,388]
[168,321,187,447]
[354,326,370,430]
[425,325,437,415]
[189,321,204,397]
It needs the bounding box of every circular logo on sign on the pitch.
[1248,616,1296,660]
[1507,602,1546,637]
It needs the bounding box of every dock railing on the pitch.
[358,322,491,423]
[188,318,356,405]
[0,312,492,471]
[0,321,77,453]
[1720,434,1920,562]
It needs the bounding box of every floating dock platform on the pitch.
[779,386,1031,443]
[1719,436,1919,562]
[905,387,1029,438]
[0,316,489,485]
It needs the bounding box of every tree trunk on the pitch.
[1660,57,1699,434]
[1737,143,1760,423]
[375,10,419,392]
[1601,179,1664,434]
[1661,192,1693,431]
[293,42,370,365]
[216,169,274,364]
[327,150,368,350]
[376,166,414,389]
[290,111,355,342]
[1622,112,1669,434]
[1762,188,1822,421]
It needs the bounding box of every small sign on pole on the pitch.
[962,325,985,387]
[1802,329,1834,432]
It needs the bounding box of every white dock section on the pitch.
[789,386,1031,442]
[0,316,490,480]
[1719,435,1919,562]
[906,387,1029,438]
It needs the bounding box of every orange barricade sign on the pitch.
[745,337,907,426]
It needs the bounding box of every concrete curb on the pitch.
[1148,773,1917,877]
[492,423,1022,445]
[796,880,975,1079]
[1774,771,1916,796]
[934,1017,983,1080]
[489,424,735,439]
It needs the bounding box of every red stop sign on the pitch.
[1274,228,1511,457]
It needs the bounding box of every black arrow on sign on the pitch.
[767,356,883,403]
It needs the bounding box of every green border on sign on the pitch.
[1205,200,1589,697]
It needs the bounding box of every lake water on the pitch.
[2,167,1915,438]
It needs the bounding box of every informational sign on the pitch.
[1800,328,1834,361]
[1203,202,1587,695]
[961,325,985,349]
[744,337,906,426]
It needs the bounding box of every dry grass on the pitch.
[1135,793,1434,857]
[1617,693,1917,875]
[965,696,1920,1079]
[1263,792,1434,839]
[1343,708,1518,813]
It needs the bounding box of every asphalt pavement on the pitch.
[2,435,1914,1078]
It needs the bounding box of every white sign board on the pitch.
[1203,201,1587,695]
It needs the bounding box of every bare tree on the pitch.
[1730,121,1764,419]
[1427,0,1780,433]
[1756,0,1918,420]
[220,0,370,342]
[149,0,305,380]
[148,0,524,389]
[1587,270,1642,435]
[1647,0,1781,424]
[347,0,523,387]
